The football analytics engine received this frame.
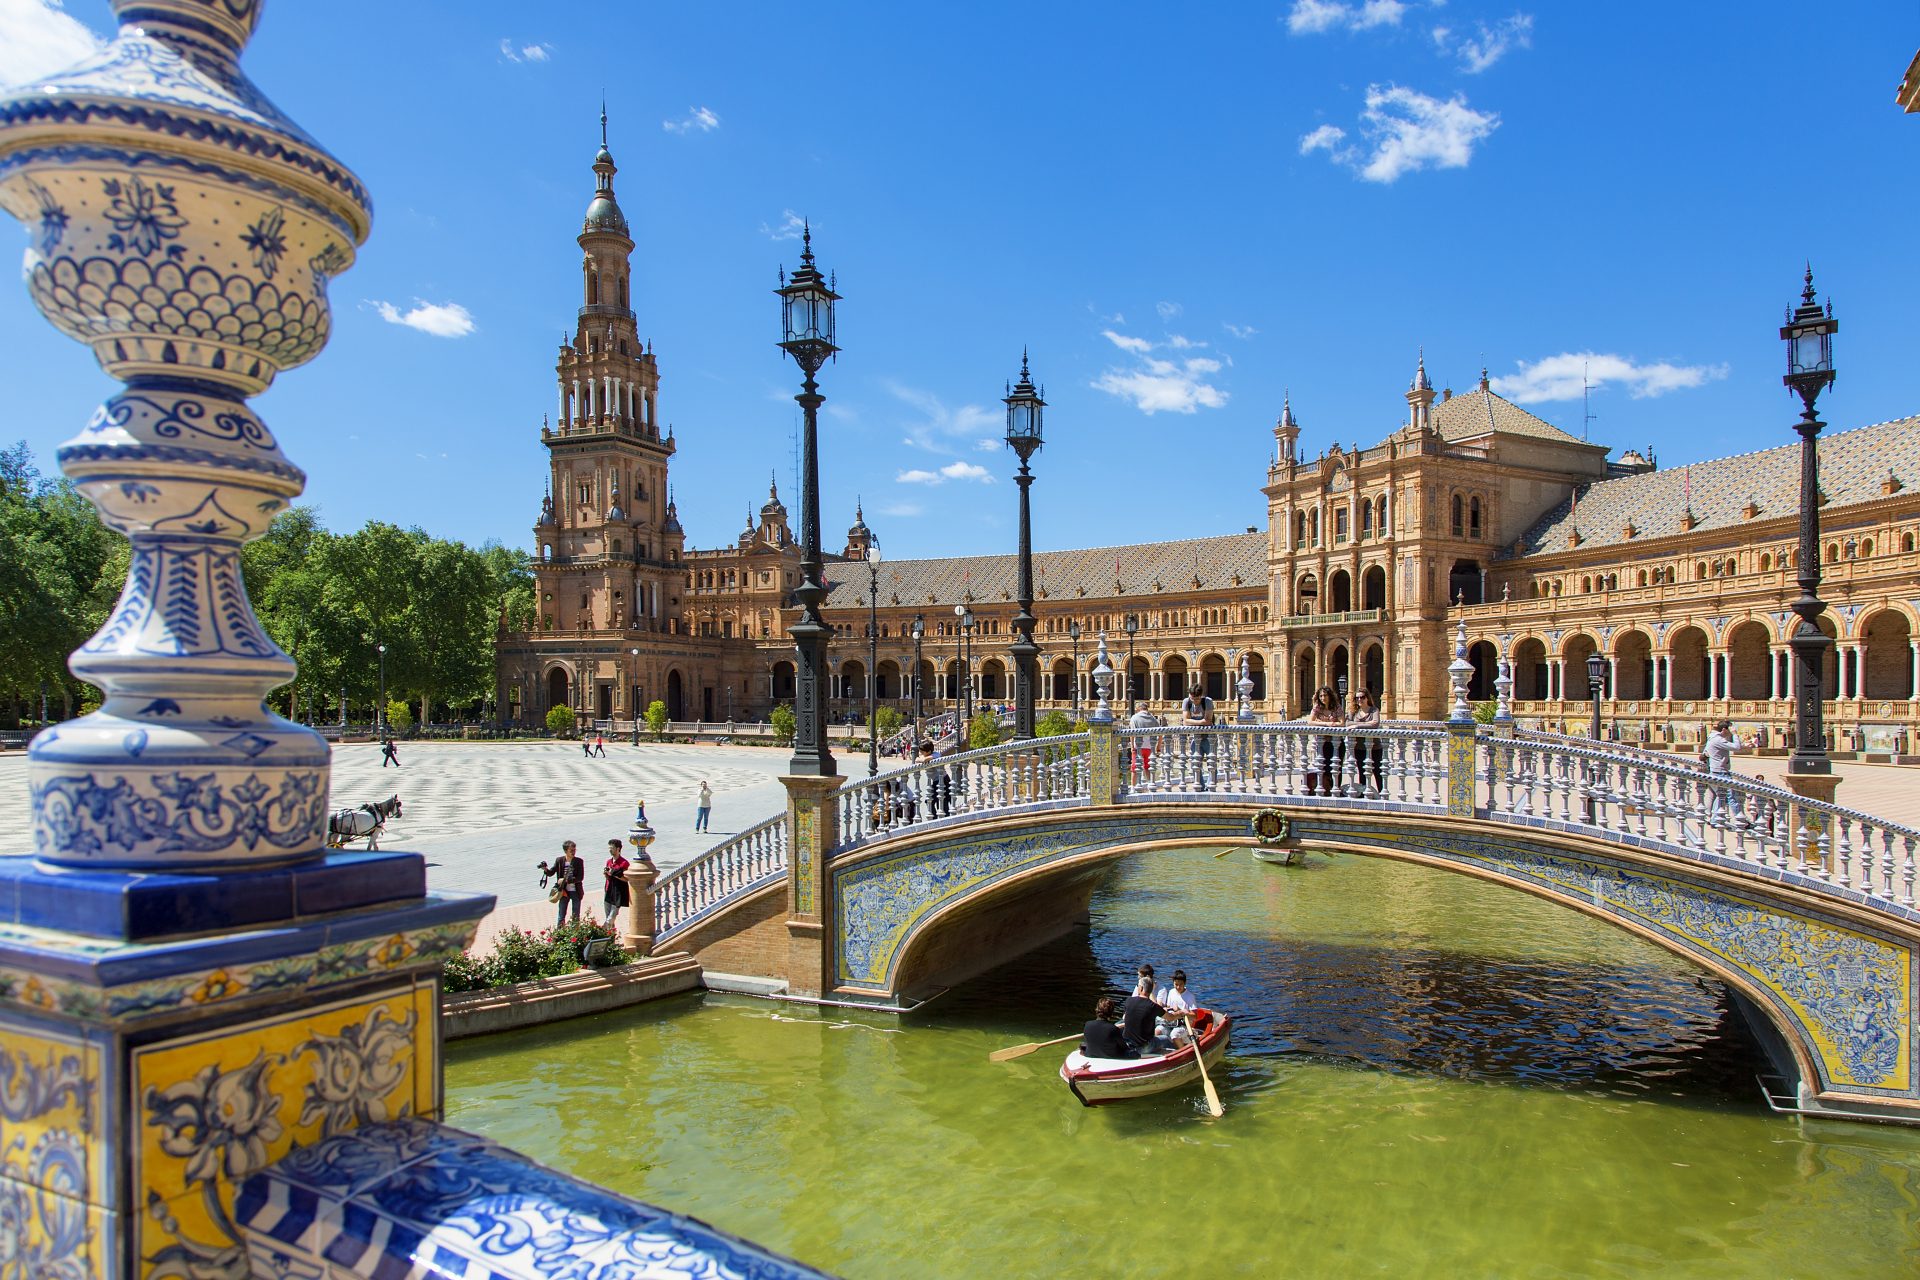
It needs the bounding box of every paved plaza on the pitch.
[2,741,1916,952]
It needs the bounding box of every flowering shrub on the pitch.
[441,919,630,993]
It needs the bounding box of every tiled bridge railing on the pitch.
[653,721,1920,955]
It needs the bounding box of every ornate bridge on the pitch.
[632,707,1920,1126]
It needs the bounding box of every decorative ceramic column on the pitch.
[0,5,497,1274]
[1446,619,1477,817]
[1087,633,1117,805]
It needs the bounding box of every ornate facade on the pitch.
[500,135,1920,752]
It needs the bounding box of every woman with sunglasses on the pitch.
[1306,684,1344,795]
[1348,686,1385,794]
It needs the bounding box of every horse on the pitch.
[327,794,402,850]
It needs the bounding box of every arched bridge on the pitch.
[627,718,1920,1126]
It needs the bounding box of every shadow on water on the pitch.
[923,847,1769,1113]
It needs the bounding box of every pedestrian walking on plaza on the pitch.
[602,838,631,929]
[540,840,585,928]
[695,780,713,832]
[582,737,592,759]
[593,734,607,759]
[380,738,399,768]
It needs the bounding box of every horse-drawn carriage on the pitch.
[327,794,402,850]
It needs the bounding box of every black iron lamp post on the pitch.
[1586,652,1607,741]
[865,539,882,777]
[1069,620,1082,718]
[629,647,641,744]
[912,614,926,731]
[775,225,841,777]
[1004,351,1045,740]
[1782,267,1839,777]
[956,604,974,725]
[1124,613,1139,714]
[376,642,387,736]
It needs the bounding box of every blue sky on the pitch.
[3,1,1916,559]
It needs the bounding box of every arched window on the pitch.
[1637,569,1649,586]
[619,276,628,307]
[1862,538,1874,556]
[1696,561,1708,580]
[1758,553,1771,572]
[1451,494,1464,536]
[1827,543,1840,563]
[1376,494,1388,531]
[1581,576,1592,593]
[1905,532,1916,553]
[588,272,599,304]
[1469,497,1482,538]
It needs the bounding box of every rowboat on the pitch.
[1059,1013,1232,1107]
[1252,847,1307,866]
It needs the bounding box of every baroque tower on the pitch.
[533,112,683,645]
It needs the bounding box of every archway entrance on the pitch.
[547,668,570,717]
[667,669,685,720]
[772,661,796,702]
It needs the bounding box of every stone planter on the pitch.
[441,953,702,1039]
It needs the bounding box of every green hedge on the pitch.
[441,919,630,993]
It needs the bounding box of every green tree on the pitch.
[546,705,576,735]
[246,506,332,720]
[645,699,669,739]
[770,702,796,745]
[968,712,1004,749]
[384,699,414,734]
[869,705,905,738]
[1035,710,1075,737]
[401,535,494,727]
[1472,699,1498,725]
[480,541,537,633]
[0,443,117,722]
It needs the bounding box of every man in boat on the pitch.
[1121,977,1171,1054]
[1081,996,1138,1059]
[1157,970,1214,1044]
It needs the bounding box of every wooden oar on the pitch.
[1211,846,1240,859]
[1185,1015,1225,1117]
[988,1032,1082,1063]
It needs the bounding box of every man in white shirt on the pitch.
[1701,719,1743,825]
[1157,969,1202,1042]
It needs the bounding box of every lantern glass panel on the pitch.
[1793,329,1828,375]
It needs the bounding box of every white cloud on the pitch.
[0,0,101,87]
[1299,124,1348,155]
[1155,300,1183,322]
[498,38,552,63]
[1490,351,1730,404]
[896,460,993,486]
[975,437,1003,452]
[1300,83,1499,183]
[1167,334,1207,350]
[884,381,1000,452]
[878,501,923,518]
[1223,323,1258,340]
[761,209,806,241]
[368,299,476,338]
[1452,13,1532,73]
[663,106,720,134]
[1286,0,1407,34]
[1091,328,1229,416]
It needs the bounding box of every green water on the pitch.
[445,850,1920,1278]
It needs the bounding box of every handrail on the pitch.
[654,813,788,940]
[832,733,1093,850]
[1481,735,1919,910]
[1114,722,1451,809]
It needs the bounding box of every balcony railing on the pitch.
[1277,608,1384,629]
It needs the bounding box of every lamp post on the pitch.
[1124,613,1139,714]
[1069,620,1082,719]
[912,614,926,732]
[1004,351,1045,740]
[865,539,882,777]
[1585,650,1608,823]
[775,224,840,777]
[1782,267,1839,779]
[956,604,974,725]
[376,642,387,736]
[629,647,640,745]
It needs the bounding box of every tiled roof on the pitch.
[821,532,1268,609]
[1507,415,1920,558]
[1431,386,1589,445]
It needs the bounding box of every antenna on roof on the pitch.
[1582,361,1597,442]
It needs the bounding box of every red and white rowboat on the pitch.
[1059,1013,1232,1107]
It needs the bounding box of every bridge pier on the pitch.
[782,775,842,997]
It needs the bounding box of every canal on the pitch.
[445,848,1920,1277]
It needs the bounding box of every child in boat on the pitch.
[1157,970,1213,1043]
[1081,996,1137,1059]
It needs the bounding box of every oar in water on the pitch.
[1185,1015,1225,1117]
[1211,847,1240,859]
[988,1032,1082,1063]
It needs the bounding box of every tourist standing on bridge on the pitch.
[602,838,631,928]
[695,780,712,832]
[1181,680,1216,790]
[1347,687,1384,794]
[1306,686,1345,796]
[1702,719,1745,823]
